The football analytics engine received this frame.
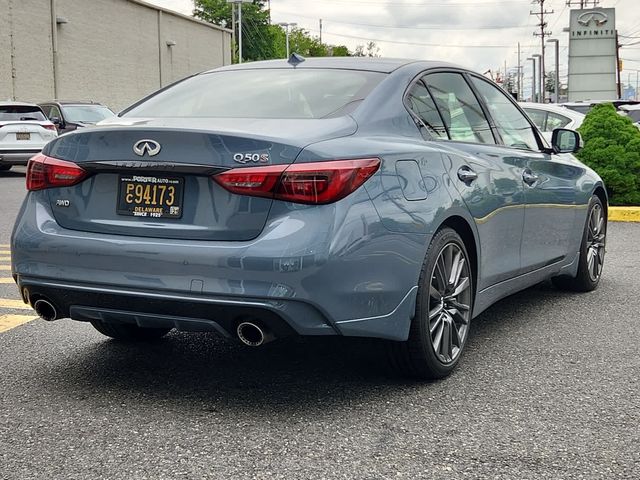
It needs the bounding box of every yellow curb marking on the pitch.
[0,298,32,310]
[0,256,10,262]
[0,314,36,334]
[0,244,8,248]
[0,278,14,284]
[0,265,10,271]
[609,207,640,223]
[0,250,9,255]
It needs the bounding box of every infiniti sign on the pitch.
[133,139,161,157]
[577,11,608,27]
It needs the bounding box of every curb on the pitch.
[609,207,640,223]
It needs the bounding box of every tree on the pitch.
[577,104,640,205]
[545,71,557,96]
[353,42,380,57]
[194,0,276,61]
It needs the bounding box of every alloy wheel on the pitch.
[586,203,606,282]
[428,243,472,364]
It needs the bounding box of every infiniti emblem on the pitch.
[133,139,161,157]
[577,11,608,27]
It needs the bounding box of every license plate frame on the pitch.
[117,175,184,219]
[16,132,30,141]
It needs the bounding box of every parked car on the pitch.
[618,104,640,129]
[520,102,585,142]
[560,99,640,115]
[38,101,116,135]
[12,58,607,379]
[0,102,58,171]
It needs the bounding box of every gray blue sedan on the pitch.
[11,57,607,379]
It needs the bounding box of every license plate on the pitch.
[117,175,184,219]
[16,132,30,140]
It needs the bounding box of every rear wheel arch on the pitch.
[593,186,608,218]
[437,215,478,301]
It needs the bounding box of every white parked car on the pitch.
[0,102,58,171]
[520,102,585,143]
[618,104,640,129]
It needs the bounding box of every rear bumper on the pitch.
[0,150,40,165]
[12,190,427,341]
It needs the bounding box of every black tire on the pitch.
[552,195,606,292]
[388,227,474,379]
[90,320,171,341]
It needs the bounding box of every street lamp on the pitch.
[227,0,251,64]
[547,39,560,103]
[277,22,297,58]
[527,57,537,102]
[532,54,542,102]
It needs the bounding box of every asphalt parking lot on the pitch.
[1,167,638,479]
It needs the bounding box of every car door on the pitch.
[415,72,526,290]
[469,76,579,273]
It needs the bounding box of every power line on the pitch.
[282,0,530,6]
[274,11,530,30]
[309,28,514,48]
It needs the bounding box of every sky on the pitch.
[148,0,640,98]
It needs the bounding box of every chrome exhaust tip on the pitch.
[236,321,274,347]
[33,299,59,322]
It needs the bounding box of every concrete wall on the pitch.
[0,0,232,111]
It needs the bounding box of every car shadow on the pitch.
[0,169,25,178]
[38,280,580,413]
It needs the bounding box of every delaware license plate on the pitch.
[117,175,184,219]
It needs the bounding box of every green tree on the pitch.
[577,103,640,205]
[353,41,380,57]
[194,0,276,61]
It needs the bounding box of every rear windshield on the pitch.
[62,105,115,123]
[124,69,386,119]
[563,105,591,115]
[0,105,46,121]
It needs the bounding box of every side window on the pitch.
[471,77,539,150]
[546,112,571,131]
[523,108,547,132]
[49,105,62,120]
[40,105,52,117]
[405,80,448,139]
[423,72,495,145]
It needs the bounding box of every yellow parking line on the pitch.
[0,278,14,284]
[0,244,8,248]
[0,256,10,262]
[0,314,36,334]
[0,298,32,310]
[0,250,9,255]
[0,265,10,271]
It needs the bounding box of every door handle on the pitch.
[457,166,478,184]
[522,169,539,186]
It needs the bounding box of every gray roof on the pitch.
[210,57,459,74]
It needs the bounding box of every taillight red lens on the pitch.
[26,153,87,191]
[42,123,57,131]
[213,158,380,205]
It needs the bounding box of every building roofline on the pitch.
[126,0,233,34]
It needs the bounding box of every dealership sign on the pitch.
[568,8,617,101]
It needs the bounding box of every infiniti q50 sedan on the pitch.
[11,58,607,379]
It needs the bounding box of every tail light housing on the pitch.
[42,123,57,131]
[26,153,88,191]
[213,158,381,205]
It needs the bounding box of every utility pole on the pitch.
[319,19,323,45]
[547,38,559,103]
[227,0,251,64]
[517,42,522,101]
[533,54,542,102]
[278,22,297,58]
[531,0,553,103]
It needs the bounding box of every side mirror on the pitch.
[51,116,63,127]
[551,128,582,154]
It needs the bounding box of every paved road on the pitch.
[1,168,638,479]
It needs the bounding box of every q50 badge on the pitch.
[233,153,270,164]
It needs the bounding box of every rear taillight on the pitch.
[213,158,380,205]
[26,153,87,191]
[42,123,57,131]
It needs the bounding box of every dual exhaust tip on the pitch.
[236,321,275,347]
[31,295,274,346]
